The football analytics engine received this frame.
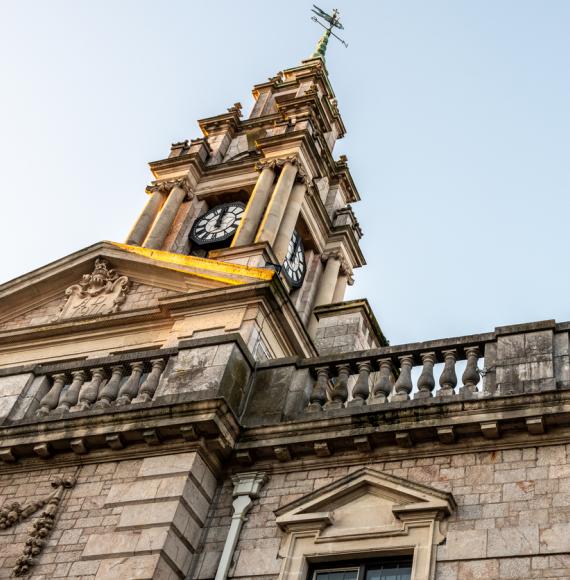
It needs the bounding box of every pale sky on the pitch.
[1,1,569,346]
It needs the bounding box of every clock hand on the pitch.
[292,235,301,256]
[214,207,228,229]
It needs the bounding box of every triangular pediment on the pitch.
[275,467,456,534]
[0,241,274,330]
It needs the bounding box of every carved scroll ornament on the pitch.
[58,258,130,320]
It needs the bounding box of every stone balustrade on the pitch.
[35,356,168,417]
[306,344,484,412]
[300,319,569,412]
[0,320,566,432]
[0,322,569,464]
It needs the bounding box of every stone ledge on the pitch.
[0,398,238,469]
[235,389,570,465]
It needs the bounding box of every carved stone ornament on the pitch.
[321,249,351,276]
[306,82,319,96]
[227,102,243,116]
[5,475,76,576]
[58,258,130,320]
[145,175,193,199]
[255,155,311,187]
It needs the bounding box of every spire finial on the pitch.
[310,5,348,61]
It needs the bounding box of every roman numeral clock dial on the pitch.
[282,230,306,288]
[189,202,245,246]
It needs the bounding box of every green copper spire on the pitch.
[311,29,332,60]
[309,5,348,61]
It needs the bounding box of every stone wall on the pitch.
[194,443,570,579]
[0,451,216,580]
[0,283,180,332]
[312,299,385,356]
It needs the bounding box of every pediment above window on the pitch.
[274,467,456,580]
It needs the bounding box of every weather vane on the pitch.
[310,5,348,60]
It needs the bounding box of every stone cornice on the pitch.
[0,241,274,327]
[235,388,570,467]
[332,155,360,203]
[160,277,318,358]
[276,94,335,138]
[256,128,337,181]
[326,225,367,269]
[0,280,315,358]
[0,397,239,475]
[198,103,242,137]
[148,147,207,180]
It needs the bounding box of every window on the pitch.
[310,557,413,580]
[275,467,455,580]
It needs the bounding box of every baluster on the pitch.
[349,361,371,406]
[36,374,67,417]
[392,355,414,402]
[94,365,124,408]
[135,359,166,403]
[115,362,145,406]
[308,366,330,411]
[438,349,457,397]
[76,368,106,411]
[461,347,481,395]
[55,370,86,412]
[415,352,436,399]
[370,358,393,403]
[326,364,351,409]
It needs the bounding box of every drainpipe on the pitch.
[214,471,268,580]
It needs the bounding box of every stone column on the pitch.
[272,182,307,263]
[143,178,191,249]
[332,273,348,303]
[255,161,299,246]
[231,165,276,247]
[125,186,166,246]
[214,472,268,580]
[308,254,341,337]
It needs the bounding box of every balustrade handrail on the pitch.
[35,346,177,376]
[300,331,495,373]
[304,331,498,411]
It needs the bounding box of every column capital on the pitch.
[321,248,342,262]
[322,249,352,276]
[255,155,314,189]
[255,154,297,172]
[145,175,193,199]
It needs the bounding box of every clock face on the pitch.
[189,202,245,246]
[282,230,306,288]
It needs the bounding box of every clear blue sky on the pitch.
[1,1,569,345]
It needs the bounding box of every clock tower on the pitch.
[2,12,569,580]
[123,52,386,357]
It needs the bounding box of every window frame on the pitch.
[274,467,456,580]
[309,555,414,580]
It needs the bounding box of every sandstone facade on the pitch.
[0,30,567,580]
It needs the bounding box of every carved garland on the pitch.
[0,475,77,577]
